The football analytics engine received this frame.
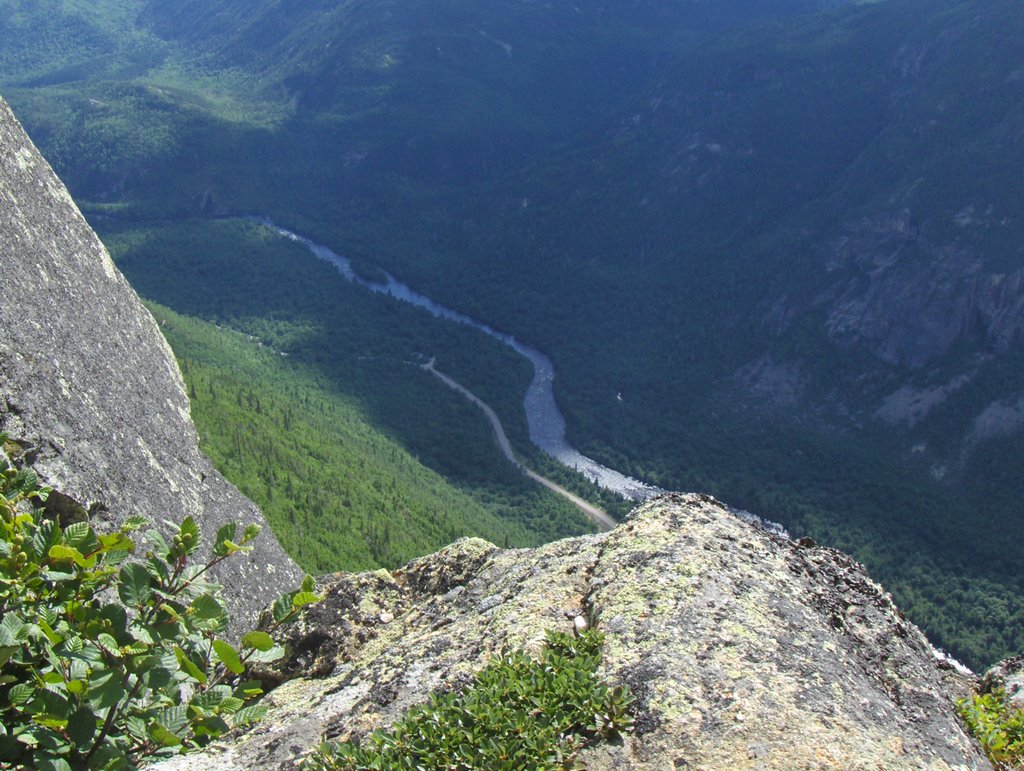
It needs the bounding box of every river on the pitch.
[258,219,665,501]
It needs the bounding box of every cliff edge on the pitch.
[0,96,303,628]
[158,494,989,770]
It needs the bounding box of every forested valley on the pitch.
[2,0,1022,668]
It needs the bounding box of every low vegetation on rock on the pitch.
[958,689,1024,769]
[304,625,634,771]
[0,434,317,769]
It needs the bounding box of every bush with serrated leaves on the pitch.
[304,625,635,771]
[0,433,319,769]
[958,688,1024,769]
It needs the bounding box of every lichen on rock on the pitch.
[154,494,991,770]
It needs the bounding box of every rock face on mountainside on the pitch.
[0,96,303,628]
[156,494,990,770]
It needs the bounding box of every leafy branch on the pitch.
[0,432,319,769]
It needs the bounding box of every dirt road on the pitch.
[421,359,616,532]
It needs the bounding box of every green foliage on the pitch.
[5,0,1024,671]
[958,689,1024,769]
[113,221,596,562]
[146,300,590,574]
[304,626,633,771]
[0,434,317,768]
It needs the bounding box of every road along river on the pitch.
[419,358,618,531]
[257,219,665,512]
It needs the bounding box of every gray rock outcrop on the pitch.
[981,654,1024,713]
[156,494,989,770]
[0,95,303,629]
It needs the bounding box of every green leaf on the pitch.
[123,515,149,531]
[145,528,169,557]
[32,714,68,730]
[174,647,208,685]
[217,696,245,714]
[130,622,155,645]
[66,706,96,745]
[0,645,20,667]
[118,562,153,607]
[241,631,275,652]
[63,522,90,548]
[87,744,126,769]
[87,670,126,711]
[40,569,75,582]
[30,520,59,561]
[106,547,132,566]
[0,619,18,646]
[125,716,148,742]
[212,639,244,675]
[65,680,87,696]
[159,603,183,623]
[291,591,320,608]
[97,532,133,553]
[8,683,34,706]
[271,595,292,624]
[245,645,285,664]
[192,714,230,740]
[233,680,264,700]
[191,593,226,621]
[155,705,188,734]
[213,523,237,556]
[36,619,62,646]
[47,544,87,567]
[190,686,229,711]
[35,757,72,771]
[122,641,148,656]
[140,657,174,691]
[242,523,261,543]
[148,722,183,747]
[18,468,37,493]
[231,704,268,728]
[97,633,120,658]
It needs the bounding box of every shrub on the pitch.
[958,688,1024,769]
[304,625,634,770]
[0,433,317,769]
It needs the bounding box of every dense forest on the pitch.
[115,222,601,569]
[1,0,1022,668]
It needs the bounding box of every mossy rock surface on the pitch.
[156,494,991,770]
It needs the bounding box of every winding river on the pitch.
[258,219,665,502]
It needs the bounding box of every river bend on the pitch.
[259,219,664,501]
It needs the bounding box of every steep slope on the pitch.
[348,0,1024,665]
[0,0,858,215]
[415,0,1024,436]
[153,495,990,770]
[150,303,575,572]
[0,96,302,628]
[2,0,1022,667]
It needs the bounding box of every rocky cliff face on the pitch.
[156,494,989,770]
[0,96,302,628]
[819,212,1024,369]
